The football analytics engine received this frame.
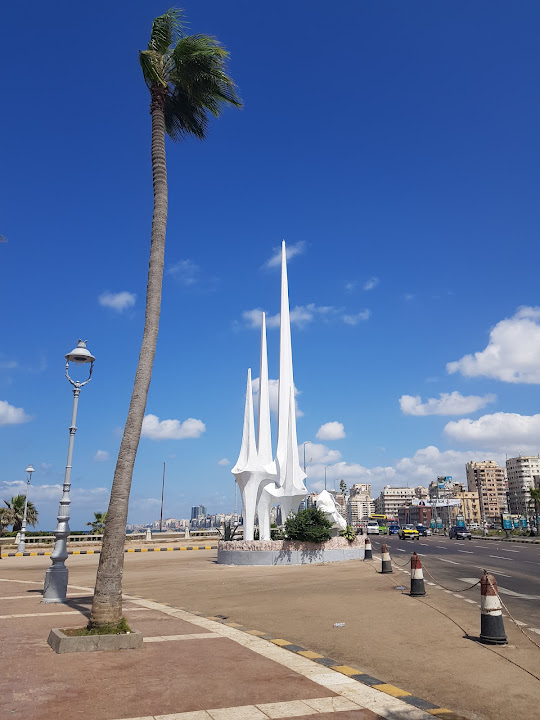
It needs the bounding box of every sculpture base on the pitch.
[217,537,365,565]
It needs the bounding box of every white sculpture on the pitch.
[232,241,307,541]
[315,490,347,532]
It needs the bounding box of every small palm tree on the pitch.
[2,495,39,532]
[90,8,241,629]
[529,488,540,533]
[86,512,107,534]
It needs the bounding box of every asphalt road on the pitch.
[372,534,540,631]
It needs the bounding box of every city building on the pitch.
[190,505,206,521]
[375,486,426,520]
[347,484,374,527]
[465,461,508,523]
[506,455,540,516]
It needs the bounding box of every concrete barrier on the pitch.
[217,538,365,565]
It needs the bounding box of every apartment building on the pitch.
[374,486,425,519]
[465,461,508,522]
[506,455,540,515]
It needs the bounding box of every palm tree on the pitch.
[90,8,241,628]
[86,512,107,534]
[529,487,540,534]
[2,495,39,532]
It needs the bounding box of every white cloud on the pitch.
[166,259,199,286]
[343,310,370,325]
[94,450,110,462]
[242,304,367,330]
[447,306,540,383]
[399,392,496,416]
[0,400,31,426]
[98,291,136,312]
[0,481,108,503]
[444,412,540,452]
[252,377,304,418]
[316,421,346,440]
[345,282,357,293]
[301,443,505,496]
[141,414,206,440]
[363,277,379,291]
[0,360,17,370]
[263,241,306,269]
[218,458,230,466]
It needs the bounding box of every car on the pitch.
[398,524,419,540]
[468,523,481,530]
[416,525,431,536]
[388,524,400,535]
[449,526,472,540]
[366,521,380,535]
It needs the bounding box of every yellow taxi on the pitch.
[398,524,420,540]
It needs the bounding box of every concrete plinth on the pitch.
[217,537,365,565]
[47,628,143,654]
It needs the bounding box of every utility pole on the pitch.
[159,462,165,532]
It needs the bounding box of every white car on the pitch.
[366,521,380,535]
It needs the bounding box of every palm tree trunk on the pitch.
[90,86,168,627]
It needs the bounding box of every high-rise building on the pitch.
[346,484,373,527]
[190,505,206,521]
[506,456,540,516]
[349,484,372,498]
[465,461,507,523]
[375,486,418,519]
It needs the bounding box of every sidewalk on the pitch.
[0,577,444,720]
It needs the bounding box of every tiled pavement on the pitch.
[0,578,466,720]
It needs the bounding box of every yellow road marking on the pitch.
[372,684,411,698]
[271,638,292,646]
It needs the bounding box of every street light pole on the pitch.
[17,465,35,553]
[302,441,311,475]
[324,464,331,491]
[43,340,95,603]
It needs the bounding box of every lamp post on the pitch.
[43,340,95,603]
[302,441,311,475]
[17,465,35,553]
[324,464,331,491]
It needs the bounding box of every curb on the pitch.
[188,611,470,719]
[471,536,540,544]
[0,545,218,559]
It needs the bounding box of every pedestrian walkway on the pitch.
[0,577,461,720]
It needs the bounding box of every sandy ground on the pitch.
[2,549,539,720]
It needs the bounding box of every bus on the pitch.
[370,514,388,534]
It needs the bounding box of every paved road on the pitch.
[372,534,540,632]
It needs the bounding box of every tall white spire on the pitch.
[232,368,257,474]
[275,241,306,494]
[257,312,273,466]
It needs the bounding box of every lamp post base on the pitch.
[42,565,69,604]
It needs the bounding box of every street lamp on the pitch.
[43,340,95,603]
[17,465,35,553]
[302,441,311,475]
[324,464,331,491]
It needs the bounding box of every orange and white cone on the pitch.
[364,537,373,560]
[381,543,392,573]
[479,572,507,645]
[410,552,426,596]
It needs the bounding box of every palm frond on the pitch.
[147,8,185,54]
[139,50,167,88]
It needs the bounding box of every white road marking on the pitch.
[464,599,478,604]
[457,550,473,553]
[436,546,447,550]
[426,581,436,586]
[474,567,512,577]
[489,555,510,560]
[396,548,406,552]
[459,578,538,599]
[500,548,519,553]
[419,543,429,546]
[453,594,465,598]
[438,558,459,564]
[528,628,540,634]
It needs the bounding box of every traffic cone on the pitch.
[479,572,507,645]
[381,543,392,573]
[410,552,426,596]
[364,537,373,560]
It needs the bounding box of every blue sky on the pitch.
[1,1,540,530]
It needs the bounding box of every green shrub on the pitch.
[340,525,356,542]
[285,507,332,543]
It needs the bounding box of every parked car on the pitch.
[449,526,472,540]
[416,525,431,536]
[398,524,419,540]
[366,521,380,535]
[468,523,481,530]
[388,524,400,535]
